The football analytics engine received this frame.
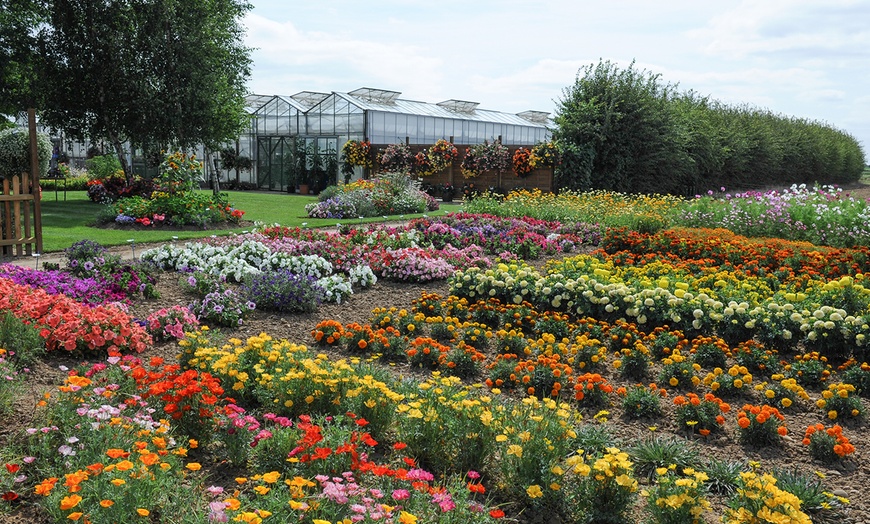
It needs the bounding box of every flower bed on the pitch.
[9,191,870,521]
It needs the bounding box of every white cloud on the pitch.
[243,2,870,159]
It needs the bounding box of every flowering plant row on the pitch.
[25,353,508,522]
[511,142,558,178]
[676,184,870,248]
[0,277,150,353]
[601,227,870,283]
[306,174,438,218]
[449,253,870,360]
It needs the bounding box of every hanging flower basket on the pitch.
[512,147,534,178]
[460,140,510,179]
[378,142,414,173]
[415,139,459,177]
[341,140,374,169]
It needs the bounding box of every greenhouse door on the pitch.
[256,136,301,191]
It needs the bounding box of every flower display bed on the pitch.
[1,210,869,522]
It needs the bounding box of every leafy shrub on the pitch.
[628,435,700,481]
[673,392,729,435]
[0,128,51,180]
[839,359,870,396]
[736,404,788,447]
[84,154,122,180]
[145,306,199,341]
[179,272,227,297]
[643,466,711,524]
[802,423,855,463]
[816,382,863,421]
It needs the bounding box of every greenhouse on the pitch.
[41,87,552,192]
[239,87,552,192]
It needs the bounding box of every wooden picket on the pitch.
[0,173,40,257]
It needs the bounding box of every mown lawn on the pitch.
[38,190,451,252]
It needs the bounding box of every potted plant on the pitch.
[439,183,457,202]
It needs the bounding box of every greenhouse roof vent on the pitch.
[436,99,480,113]
[290,91,330,108]
[517,110,551,124]
[348,87,401,104]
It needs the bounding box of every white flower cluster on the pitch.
[142,240,333,282]
[348,264,377,289]
[316,275,354,304]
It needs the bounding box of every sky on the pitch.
[243,0,870,162]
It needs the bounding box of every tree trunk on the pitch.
[235,139,240,185]
[106,128,130,184]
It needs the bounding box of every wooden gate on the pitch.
[0,173,41,257]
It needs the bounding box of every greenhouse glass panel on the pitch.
[321,113,335,134]
[424,117,435,142]
[434,118,444,140]
[372,112,385,140]
[484,123,495,141]
[384,113,396,140]
[335,113,348,133]
[349,114,364,134]
[396,114,407,139]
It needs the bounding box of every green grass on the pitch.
[39,191,451,253]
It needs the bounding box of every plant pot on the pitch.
[299,184,309,195]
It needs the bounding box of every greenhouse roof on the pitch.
[245,88,552,127]
[332,90,550,127]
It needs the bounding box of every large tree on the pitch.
[0,0,46,124]
[35,0,253,177]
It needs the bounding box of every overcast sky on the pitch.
[244,1,869,162]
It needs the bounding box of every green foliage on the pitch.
[554,60,691,195]
[0,311,45,368]
[85,154,122,180]
[572,423,617,456]
[701,458,744,496]
[0,127,50,179]
[36,0,253,176]
[628,435,700,481]
[643,466,711,524]
[0,0,46,115]
[40,173,90,191]
[771,468,850,522]
[554,60,866,194]
[619,384,662,419]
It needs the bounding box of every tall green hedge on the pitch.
[554,60,866,194]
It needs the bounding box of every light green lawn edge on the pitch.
[38,190,453,253]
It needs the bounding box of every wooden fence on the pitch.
[0,173,41,257]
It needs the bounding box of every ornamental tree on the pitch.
[35,0,253,180]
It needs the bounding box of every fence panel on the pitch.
[0,173,40,257]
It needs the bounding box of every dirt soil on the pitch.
[5,183,870,522]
